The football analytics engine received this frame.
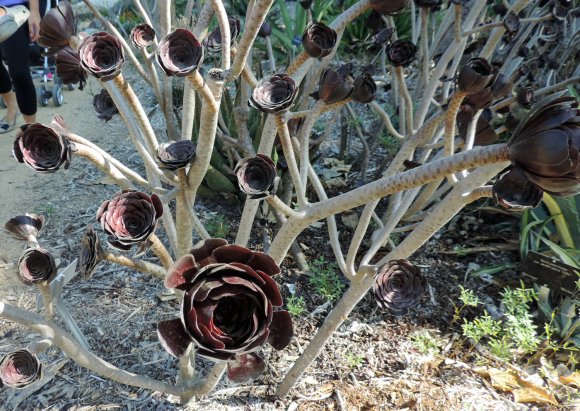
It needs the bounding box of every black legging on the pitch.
[0,21,36,116]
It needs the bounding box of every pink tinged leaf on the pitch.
[213,244,254,264]
[165,254,196,289]
[268,310,293,350]
[157,318,191,358]
[226,353,266,383]
[189,238,228,266]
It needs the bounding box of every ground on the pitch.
[0,67,565,410]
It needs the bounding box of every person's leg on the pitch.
[0,43,18,132]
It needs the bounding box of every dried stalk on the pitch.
[103,252,166,278]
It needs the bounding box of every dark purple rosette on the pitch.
[516,85,536,108]
[258,21,272,38]
[457,106,498,145]
[311,67,353,104]
[5,214,45,241]
[156,140,196,170]
[0,350,42,388]
[79,225,104,279]
[130,23,156,49]
[507,91,580,197]
[351,73,377,103]
[503,11,520,34]
[96,190,164,251]
[205,16,241,55]
[302,21,337,58]
[158,239,293,383]
[249,74,298,114]
[373,259,426,316]
[93,89,119,122]
[78,32,125,81]
[55,46,86,90]
[299,0,314,9]
[370,0,409,15]
[235,154,277,199]
[492,166,543,210]
[18,246,57,285]
[13,115,73,173]
[457,57,495,94]
[156,28,204,77]
[38,0,76,55]
[387,40,417,67]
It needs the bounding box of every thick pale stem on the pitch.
[443,91,467,183]
[454,4,462,42]
[181,81,196,141]
[395,66,413,133]
[265,195,302,219]
[287,52,309,76]
[370,101,404,140]
[276,116,307,206]
[103,252,166,278]
[420,7,430,91]
[211,0,231,70]
[74,145,134,190]
[176,169,194,257]
[192,0,214,39]
[37,281,54,320]
[265,36,276,73]
[149,234,174,269]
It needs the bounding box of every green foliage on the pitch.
[204,214,230,239]
[308,257,346,301]
[286,295,307,317]
[458,285,481,308]
[410,330,442,356]
[343,352,364,368]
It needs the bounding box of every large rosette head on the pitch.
[79,225,104,279]
[5,214,45,241]
[235,154,277,199]
[13,116,73,173]
[156,29,203,77]
[370,0,410,14]
[457,57,495,94]
[507,92,580,197]
[158,239,293,383]
[302,21,337,58]
[55,46,87,90]
[96,190,164,251]
[18,246,57,285]
[38,0,76,55]
[130,23,156,49]
[311,67,354,104]
[351,73,377,103]
[249,74,297,114]
[373,259,426,316]
[93,89,119,122]
[492,166,543,210]
[205,16,241,55]
[78,32,125,81]
[387,40,417,67]
[156,140,196,170]
[0,350,42,388]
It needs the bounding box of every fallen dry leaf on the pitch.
[559,372,580,388]
[482,368,558,406]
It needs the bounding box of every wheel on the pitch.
[37,85,49,106]
[0,97,5,109]
[67,84,75,91]
[52,85,63,106]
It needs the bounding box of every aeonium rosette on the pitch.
[37,0,76,55]
[156,28,204,77]
[130,23,156,49]
[158,239,293,383]
[0,350,42,388]
[78,31,125,81]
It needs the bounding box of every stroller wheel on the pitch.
[37,85,49,106]
[52,84,63,106]
[67,84,75,91]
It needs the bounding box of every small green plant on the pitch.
[308,257,345,302]
[205,213,230,238]
[458,285,481,308]
[35,203,56,215]
[410,330,442,356]
[286,295,307,317]
[343,352,364,368]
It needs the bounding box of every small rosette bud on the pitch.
[130,23,156,49]
[205,16,241,55]
[156,29,204,77]
[79,225,104,279]
[0,350,42,388]
[93,89,119,122]
[492,166,543,210]
[351,73,377,103]
[156,140,196,170]
[249,74,298,114]
[18,246,57,285]
[78,32,125,81]
[38,0,76,55]
[302,21,337,58]
[373,259,426,316]
[457,57,495,94]
[235,154,277,199]
[55,47,86,90]
[311,67,354,104]
[386,40,417,67]
[5,214,45,241]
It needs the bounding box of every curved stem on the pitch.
[37,281,54,320]
[74,145,134,190]
[103,251,166,278]
[369,101,404,140]
[149,234,174,269]
[211,0,231,70]
[275,116,307,206]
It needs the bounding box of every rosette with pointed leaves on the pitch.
[249,74,297,114]
[78,32,125,81]
[5,214,45,241]
[156,140,196,170]
[507,92,580,196]
[205,16,241,55]
[235,154,277,199]
[18,246,57,285]
[351,73,377,103]
[96,190,163,251]
[93,89,119,122]
[38,0,76,55]
[158,239,293,383]
[457,57,495,94]
[79,225,104,279]
[156,29,204,77]
[386,40,417,67]
[13,116,73,173]
[370,0,409,15]
[55,47,86,90]
[0,350,42,388]
[373,259,426,316]
[130,23,156,49]
[311,67,353,104]
[462,70,512,110]
[457,107,498,145]
[302,22,337,58]
[492,166,543,210]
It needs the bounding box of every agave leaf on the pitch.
[559,297,576,336]
[539,237,579,267]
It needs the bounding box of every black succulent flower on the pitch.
[370,0,410,15]
[156,29,204,77]
[258,21,272,38]
[302,21,337,58]
[55,47,86,90]
[507,92,580,197]
[503,11,520,34]
[79,225,104,279]
[18,246,57,285]
[13,115,73,173]
[205,16,241,55]
[457,106,498,145]
[249,74,298,114]
[78,32,125,81]
[387,40,417,67]
[156,140,196,170]
[457,57,495,94]
[5,214,45,241]
[235,155,277,199]
[38,0,76,55]
[371,27,394,46]
[130,23,156,49]
[462,70,512,110]
[158,239,293,383]
[93,89,119,122]
[299,0,314,9]
[0,350,42,388]
[96,190,164,251]
[492,166,543,210]
[374,259,426,316]
[311,67,353,104]
[351,73,377,103]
